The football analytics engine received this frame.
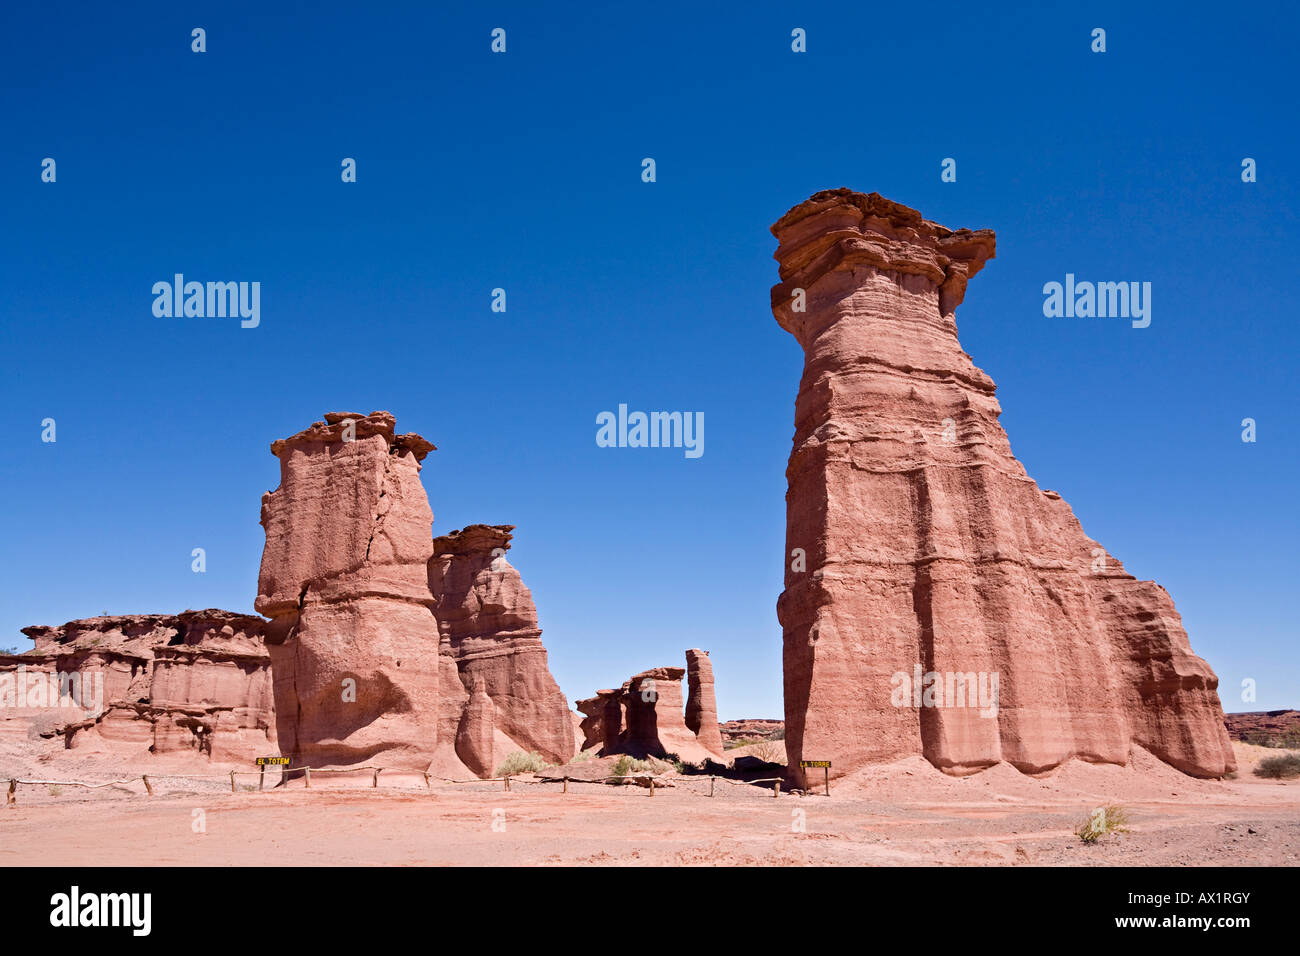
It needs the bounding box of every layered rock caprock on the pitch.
[256,411,441,769]
[771,189,1236,781]
[1,610,274,763]
[429,524,574,767]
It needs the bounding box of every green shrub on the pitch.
[611,755,650,777]
[1076,805,1130,844]
[495,751,548,776]
[1254,754,1300,779]
[572,749,596,763]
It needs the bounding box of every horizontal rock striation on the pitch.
[771,188,1236,782]
[2,610,274,762]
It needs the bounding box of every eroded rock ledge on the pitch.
[1,610,274,762]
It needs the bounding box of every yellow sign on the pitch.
[800,760,831,768]
[256,756,290,766]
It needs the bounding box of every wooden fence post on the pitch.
[649,777,655,797]
[825,766,830,797]
[504,776,510,792]
[562,777,568,794]
[422,771,430,789]
[142,775,153,796]
[709,776,715,798]
[229,771,236,793]
[304,767,311,789]
[371,769,379,789]
[7,779,15,806]
[774,780,781,799]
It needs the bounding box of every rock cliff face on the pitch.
[256,411,441,769]
[1,610,273,762]
[576,652,727,763]
[429,524,574,767]
[771,188,1236,781]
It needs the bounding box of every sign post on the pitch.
[800,760,831,796]
[256,756,289,791]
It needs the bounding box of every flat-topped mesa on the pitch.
[429,524,574,767]
[772,189,1235,783]
[3,610,274,762]
[256,411,442,770]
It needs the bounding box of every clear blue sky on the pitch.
[2,2,1295,719]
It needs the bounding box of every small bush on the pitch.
[1076,805,1130,844]
[47,785,61,797]
[750,739,786,764]
[495,751,548,777]
[572,749,596,763]
[1254,754,1300,780]
[611,755,650,777]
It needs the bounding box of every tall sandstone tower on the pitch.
[256,412,574,775]
[256,412,442,768]
[771,189,1235,781]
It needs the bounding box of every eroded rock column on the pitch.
[685,649,725,756]
[256,411,441,769]
[771,189,1235,780]
[429,524,574,766]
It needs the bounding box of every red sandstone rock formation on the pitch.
[429,524,574,767]
[685,649,724,756]
[256,411,441,769]
[1,610,274,762]
[719,719,784,744]
[1223,710,1300,744]
[771,189,1236,781]
[576,653,727,763]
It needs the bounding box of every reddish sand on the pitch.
[2,744,1294,866]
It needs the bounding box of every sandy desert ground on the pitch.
[1,743,1295,866]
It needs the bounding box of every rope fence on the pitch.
[5,767,799,804]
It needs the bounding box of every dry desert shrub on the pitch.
[750,738,786,764]
[1254,753,1300,779]
[495,751,549,776]
[1076,805,1130,844]
[611,755,650,777]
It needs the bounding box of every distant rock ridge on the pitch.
[771,189,1236,782]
